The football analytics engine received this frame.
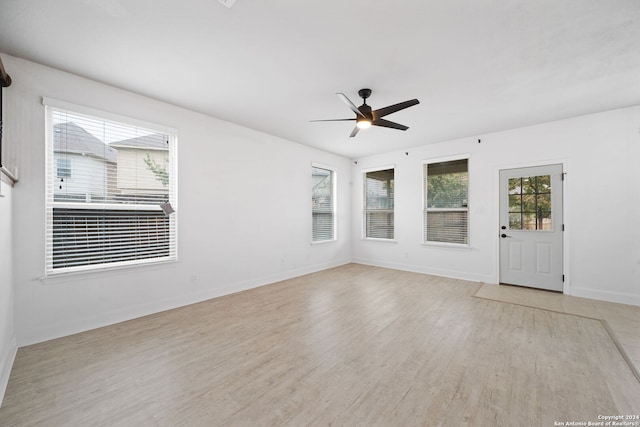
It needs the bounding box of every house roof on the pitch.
[54,122,117,163]
[110,133,168,150]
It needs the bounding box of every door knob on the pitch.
[501,233,511,238]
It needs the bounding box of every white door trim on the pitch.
[493,159,571,294]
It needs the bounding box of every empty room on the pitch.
[1,1,640,425]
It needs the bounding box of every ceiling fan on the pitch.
[311,88,419,138]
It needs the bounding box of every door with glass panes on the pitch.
[499,164,563,291]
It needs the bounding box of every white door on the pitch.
[499,164,564,291]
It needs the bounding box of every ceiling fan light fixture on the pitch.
[356,119,372,129]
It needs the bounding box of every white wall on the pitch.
[3,49,639,355]
[352,106,640,306]
[2,53,352,346]
[0,176,17,405]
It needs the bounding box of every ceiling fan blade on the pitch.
[349,126,360,138]
[372,99,419,119]
[372,118,409,131]
[310,118,356,122]
[337,93,366,118]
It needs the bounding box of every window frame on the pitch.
[43,97,178,276]
[363,165,396,242]
[311,162,337,244]
[423,155,470,247]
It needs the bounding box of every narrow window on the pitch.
[312,165,336,242]
[424,158,469,244]
[45,104,177,274]
[56,157,71,178]
[364,168,394,239]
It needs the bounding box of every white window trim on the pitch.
[422,154,470,247]
[42,97,178,135]
[421,240,472,249]
[363,164,395,241]
[361,237,398,244]
[311,162,337,244]
[44,99,178,276]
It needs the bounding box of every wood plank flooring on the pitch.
[1,264,639,426]
[475,282,640,381]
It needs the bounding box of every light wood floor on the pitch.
[475,282,640,381]
[1,264,639,426]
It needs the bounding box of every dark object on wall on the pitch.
[159,201,175,216]
[0,57,11,87]
[0,56,13,174]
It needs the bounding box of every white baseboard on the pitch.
[569,287,640,307]
[351,257,493,284]
[0,334,17,408]
[18,259,351,346]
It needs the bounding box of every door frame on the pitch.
[494,159,571,294]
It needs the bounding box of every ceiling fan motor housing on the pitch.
[358,104,373,118]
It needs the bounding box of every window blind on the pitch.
[424,159,468,244]
[45,106,177,274]
[364,168,394,239]
[312,166,335,242]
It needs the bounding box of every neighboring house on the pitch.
[54,123,170,204]
[109,133,169,204]
[53,122,117,202]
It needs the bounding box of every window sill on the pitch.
[311,239,337,245]
[40,258,177,283]
[362,238,398,244]
[422,242,471,250]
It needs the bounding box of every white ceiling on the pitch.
[1,0,639,158]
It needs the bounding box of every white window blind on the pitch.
[364,168,394,239]
[312,165,335,242]
[45,105,177,274]
[424,158,468,245]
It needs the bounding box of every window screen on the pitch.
[312,165,335,242]
[424,159,468,244]
[45,105,177,274]
[364,168,394,239]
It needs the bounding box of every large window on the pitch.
[424,158,468,245]
[364,168,394,239]
[45,101,177,274]
[312,165,336,242]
